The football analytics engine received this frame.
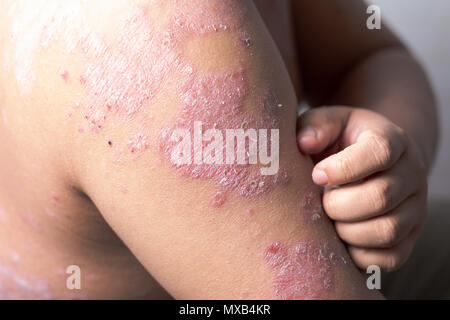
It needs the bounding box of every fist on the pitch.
[297,106,428,272]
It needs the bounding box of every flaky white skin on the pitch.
[1,0,433,299]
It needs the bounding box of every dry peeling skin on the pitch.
[5,0,289,204]
[158,70,290,201]
[264,241,349,300]
[263,194,346,300]
[301,191,325,224]
[4,1,348,299]
[73,0,250,131]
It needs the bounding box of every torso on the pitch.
[0,0,301,299]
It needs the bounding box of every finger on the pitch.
[297,107,351,154]
[347,226,421,272]
[335,193,425,248]
[323,153,420,221]
[313,127,407,186]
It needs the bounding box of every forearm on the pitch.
[329,47,439,170]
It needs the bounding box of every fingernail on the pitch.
[299,128,317,148]
[312,169,328,185]
[301,127,317,139]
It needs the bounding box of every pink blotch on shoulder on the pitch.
[78,7,183,130]
[74,1,250,133]
[158,69,289,204]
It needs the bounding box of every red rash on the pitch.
[158,69,289,204]
[264,241,348,300]
[76,0,248,132]
[28,1,289,205]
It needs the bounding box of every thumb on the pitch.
[297,106,352,155]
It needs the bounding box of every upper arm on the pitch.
[292,0,404,106]
[3,0,381,299]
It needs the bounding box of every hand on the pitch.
[297,106,428,272]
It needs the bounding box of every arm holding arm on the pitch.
[294,0,438,271]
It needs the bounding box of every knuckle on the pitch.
[370,180,391,213]
[336,155,353,182]
[367,132,394,168]
[376,217,399,246]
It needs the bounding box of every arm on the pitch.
[293,0,438,169]
[7,0,381,299]
[293,0,438,271]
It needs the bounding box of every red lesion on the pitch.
[156,58,289,204]
[264,240,348,300]
[51,2,286,202]
[60,69,69,82]
[210,191,227,208]
[74,1,249,132]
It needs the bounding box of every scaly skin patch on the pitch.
[78,6,183,131]
[301,191,325,223]
[5,0,248,123]
[264,241,349,300]
[74,1,249,133]
[158,69,289,203]
[7,1,289,204]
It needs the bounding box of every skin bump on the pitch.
[210,191,227,208]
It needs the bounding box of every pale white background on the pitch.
[370,0,450,199]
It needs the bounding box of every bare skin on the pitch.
[0,0,436,299]
[290,1,437,271]
[258,0,437,272]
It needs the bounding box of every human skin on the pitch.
[290,0,438,272]
[0,0,387,299]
